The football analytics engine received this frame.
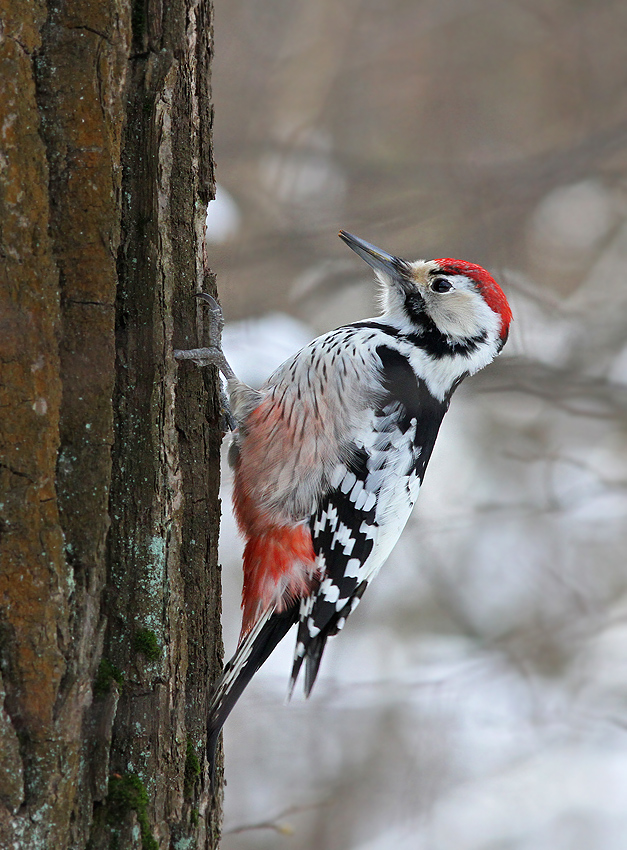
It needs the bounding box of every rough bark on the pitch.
[0,1,223,848]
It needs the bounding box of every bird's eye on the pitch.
[431,277,453,293]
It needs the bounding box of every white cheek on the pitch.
[431,291,500,340]
[444,297,482,335]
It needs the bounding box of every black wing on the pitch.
[290,345,450,694]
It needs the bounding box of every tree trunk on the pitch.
[0,2,223,848]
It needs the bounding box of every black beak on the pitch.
[339,231,404,278]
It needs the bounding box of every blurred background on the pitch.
[206,2,627,848]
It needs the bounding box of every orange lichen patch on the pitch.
[0,7,67,749]
[0,470,67,736]
[0,6,46,54]
[0,0,115,796]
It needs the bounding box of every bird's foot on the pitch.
[174,293,236,380]
[174,345,231,371]
[175,293,237,430]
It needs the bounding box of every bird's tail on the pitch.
[207,603,300,779]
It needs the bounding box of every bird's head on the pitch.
[339,230,512,353]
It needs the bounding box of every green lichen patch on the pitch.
[190,808,199,828]
[184,738,201,798]
[107,773,158,850]
[94,658,124,696]
[134,628,161,661]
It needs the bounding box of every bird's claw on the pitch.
[196,292,224,345]
[174,293,235,380]
[196,292,221,311]
[174,293,237,432]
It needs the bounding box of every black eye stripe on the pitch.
[431,277,453,293]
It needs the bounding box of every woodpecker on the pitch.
[175,231,512,770]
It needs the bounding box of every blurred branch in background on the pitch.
[206,0,627,848]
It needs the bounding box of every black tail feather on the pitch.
[290,580,369,700]
[289,618,337,699]
[303,633,329,697]
[207,604,299,781]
